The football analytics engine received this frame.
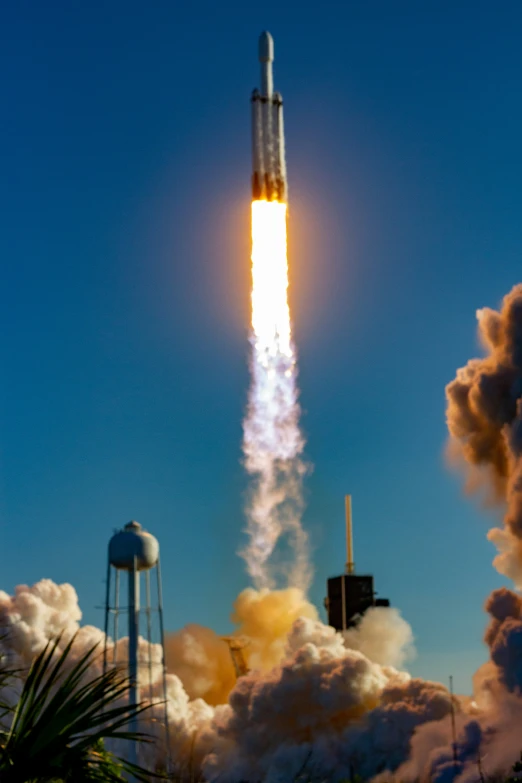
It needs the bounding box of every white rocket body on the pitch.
[251,32,287,202]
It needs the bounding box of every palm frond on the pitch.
[0,633,164,783]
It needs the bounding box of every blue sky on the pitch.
[2,0,522,693]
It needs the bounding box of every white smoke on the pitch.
[343,605,416,669]
[0,579,215,773]
[0,577,424,780]
[6,578,522,781]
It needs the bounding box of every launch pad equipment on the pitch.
[221,636,250,679]
[324,496,390,631]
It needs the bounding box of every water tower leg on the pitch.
[128,557,140,768]
[103,559,112,677]
[156,556,172,775]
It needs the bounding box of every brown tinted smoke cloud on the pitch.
[6,287,522,781]
[446,284,522,585]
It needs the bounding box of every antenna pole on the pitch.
[345,495,355,574]
[449,675,458,774]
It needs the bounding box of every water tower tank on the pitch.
[108,520,159,571]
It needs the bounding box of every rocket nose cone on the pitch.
[259,31,274,62]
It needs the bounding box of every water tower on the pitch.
[103,520,171,771]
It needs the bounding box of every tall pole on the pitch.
[449,675,458,774]
[345,495,355,574]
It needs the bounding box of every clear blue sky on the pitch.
[2,0,522,693]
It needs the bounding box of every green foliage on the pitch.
[507,752,522,783]
[0,634,23,726]
[0,633,164,783]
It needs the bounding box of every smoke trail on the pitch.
[241,199,311,591]
[445,284,522,585]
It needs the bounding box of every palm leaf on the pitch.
[0,632,24,723]
[0,633,165,783]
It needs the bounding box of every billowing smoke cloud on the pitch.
[203,618,447,783]
[446,284,522,584]
[343,605,416,669]
[231,586,318,670]
[164,587,317,706]
[163,624,236,706]
[0,580,215,772]
[0,577,421,779]
[204,642,403,782]
[389,585,522,783]
[483,587,522,693]
[6,576,522,781]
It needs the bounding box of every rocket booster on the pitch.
[251,32,287,202]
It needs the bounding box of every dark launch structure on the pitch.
[325,496,389,631]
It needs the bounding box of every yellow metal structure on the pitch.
[221,636,250,678]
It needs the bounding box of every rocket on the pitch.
[251,32,287,202]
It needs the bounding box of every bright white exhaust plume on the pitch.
[241,199,311,590]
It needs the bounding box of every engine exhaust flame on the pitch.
[241,199,311,590]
